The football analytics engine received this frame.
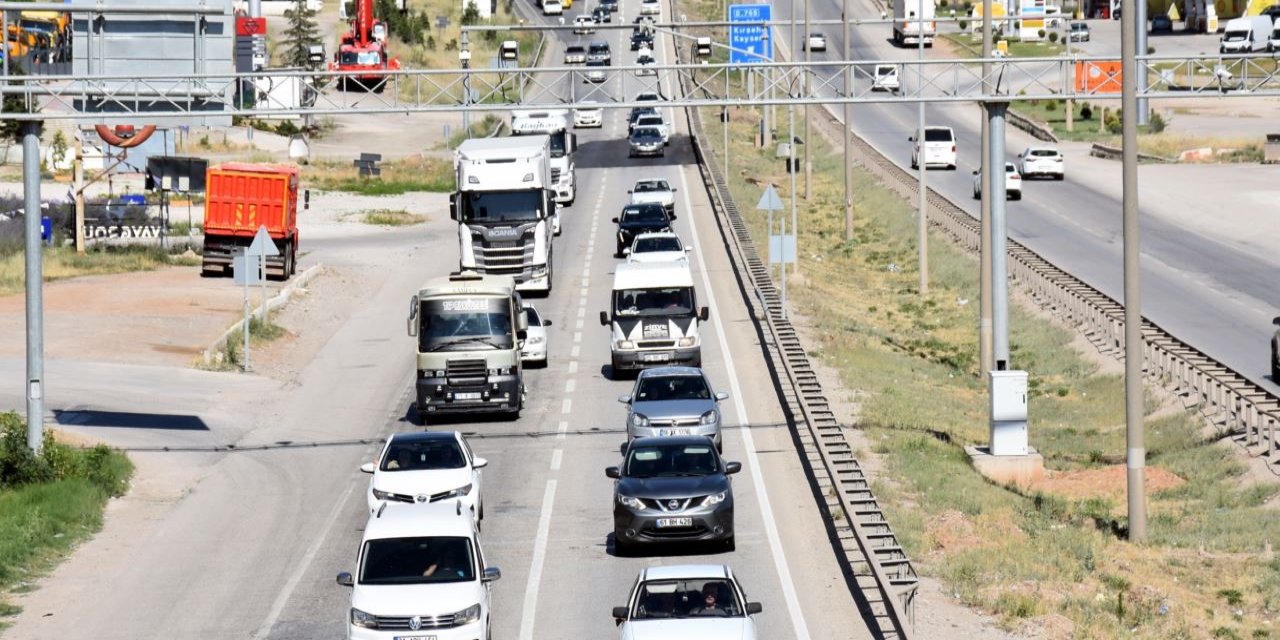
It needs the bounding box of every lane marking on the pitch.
[565,379,576,394]
[677,163,813,640]
[571,344,580,358]
[575,318,584,331]
[561,398,573,414]
[557,420,568,439]
[550,449,563,471]
[517,480,558,640]
[573,330,582,344]
[577,306,586,318]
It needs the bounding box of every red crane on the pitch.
[330,0,400,91]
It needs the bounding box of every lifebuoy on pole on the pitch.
[94,124,157,148]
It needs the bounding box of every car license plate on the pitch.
[454,392,481,401]
[656,517,693,528]
[659,428,692,436]
[394,636,436,640]
[641,352,670,363]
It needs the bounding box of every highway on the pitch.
[764,0,1280,391]
[0,2,877,638]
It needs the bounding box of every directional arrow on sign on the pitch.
[246,225,280,257]
[756,184,785,212]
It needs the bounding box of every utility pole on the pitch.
[842,0,853,242]
[979,0,993,371]
[916,11,928,296]
[989,102,1009,370]
[1136,0,1149,126]
[802,0,811,202]
[23,121,44,454]
[74,129,86,254]
[1121,0,1147,543]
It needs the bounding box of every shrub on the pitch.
[1038,28,1046,39]
[1045,99,1058,111]
[1149,110,1168,133]
[1080,102,1093,120]
[0,412,131,496]
[1105,108,1122,134]
[939,0,948,7]
[959,19,968,30]
[1048,31,1059,43]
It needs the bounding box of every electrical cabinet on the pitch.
[989,370,1028,456]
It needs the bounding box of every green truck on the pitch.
[409,272,528,420]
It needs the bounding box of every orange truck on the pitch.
[202,163,300,280]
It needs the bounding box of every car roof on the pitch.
[613,261,693,289]
[633,230,680,240]
[637,365,704,378]
[641,564,731,581]
[388,430,460,445]
[362,501,476,541]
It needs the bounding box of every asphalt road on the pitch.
[764,0,1280,391]
[0,3,876,638]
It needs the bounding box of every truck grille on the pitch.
[372,613,460,630]
[446,359,487,387]
[472,230,535,276]
[638,340,675,348]
[551,167,562,183]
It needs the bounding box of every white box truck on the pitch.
[451,137,558,294]
[511,109,577,207]
[894,0,936,47]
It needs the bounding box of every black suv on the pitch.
[613,202,671,255]
[606,436,741,555]
[587,40,612,64]
[592,5,611,22]
[600,0,619,11]
[631,31,654,50]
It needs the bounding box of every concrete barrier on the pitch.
[1089,142,1174,163]
[201,263,323,366]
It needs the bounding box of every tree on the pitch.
[282,0,322,69]
[0,62,35,145]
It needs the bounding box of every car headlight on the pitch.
[442,483,473,499]
[351,607,378,629]
[487,367,513,376]
[371,488,393,501]
[453,603,482,625]
[678,336,696,347]
[700,409,718,426]
[701,490,727,507]
[527,335,545,345]
[616,340,635,350]
[617,494,645,509]
[533,266,549,278]
[630,413,649,428]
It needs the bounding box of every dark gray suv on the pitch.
[606,435,740,555]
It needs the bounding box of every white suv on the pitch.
[611,564,762,638]
[910,125,957,170]
[361,431,486,527]
[337,502,501,640]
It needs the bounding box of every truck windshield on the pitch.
[1223,30,1247,41]
[613,287,694,317]
[548,131,567,158]
[460,190,543,224]
[419,298,514,352]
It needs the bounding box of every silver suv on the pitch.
[619,366,729,451]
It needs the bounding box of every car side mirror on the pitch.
[725,461,742,474]
[407,295,419,337]
[714,391,729,401]
[671,187,677,192]
[611,217,619,223]
[699,307,709,322]
[336,572,354,587]
[745,602,763,615]
[1273,316,1280,326]
[482,566,502,583]
[907,136,915,142]
[685,247,692,253]
[626,189,633,194]
[473,457,489,469]
[543,319,553,327]
[605,466,620,478]
[617,395,631,404]
[518,329,528,341]
[612,606,630,620]
[360,462,375,474]
[600,311,610,326]
[973,170,979,175]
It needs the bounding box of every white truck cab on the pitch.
[600,262,708,374]
[511,109,577,207]
[337,501,501,640]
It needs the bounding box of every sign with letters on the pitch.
[728,4,772,64]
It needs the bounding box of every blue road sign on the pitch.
[729,4,772,64]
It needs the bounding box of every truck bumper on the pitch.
[611,346,701,372]
[416,374,522,415]
[514,267,551,293]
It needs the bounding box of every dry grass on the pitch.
[305,155,453,194]
[361,209,427,226]
[0,246,200,297]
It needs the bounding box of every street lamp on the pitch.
[459,35,472,135]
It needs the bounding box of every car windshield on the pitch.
[1005,163,1017,173]
[381,438,466,471]
[632,127,662,141]
[458,189,542,224]
[634,236,682,253]
[877,66,895,76]
[1224,30,1247,40]
[631,579,743,619]
[590,43,609,53]
[418,298,514,352]
[636,374,711,401]
[614,287,693,317]
[360,536,475,585]
[924,128,952,142]
[1028,149,1058,157]
[625,443,719,477]
[636,93,660,101]
[567,46,584,54]
[633,180,670,193]
[620,204,668,223]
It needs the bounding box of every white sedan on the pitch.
[628,231,690,264]
[638,0,661,15]
[1017,146,1065,180]
[612,564,762,639]
[573,14,596,34]
[361,430,486,524]
[521,303,551,366]
[574,100,603,128]
[804,32,827,52]
[973,162,1023,200]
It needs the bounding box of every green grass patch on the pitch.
[0,412,133,619]
[435,114,505,151]
[942,32,1065,59]
[695,92,1280,636]
[210,315,287,372]
[306,155,454,195]
[362,209,427,226]
[0,245,202,297]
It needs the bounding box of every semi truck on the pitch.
[451,136,558,294]
[201,163,300,280]
[408,271,528,420]
[893,0,936,47]
[510,109,577,206]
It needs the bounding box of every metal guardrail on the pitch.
[803,109,1280,476]
[1088,141,1174,163]
[671,18,918,640]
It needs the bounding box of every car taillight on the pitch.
[951,145,956,152]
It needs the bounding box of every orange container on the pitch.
[1076,60,1122,95]
[204,163,300,239]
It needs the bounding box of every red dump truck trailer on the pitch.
[202,163,300,280]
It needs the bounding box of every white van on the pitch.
[542,0,563,15]
[910,126,957,170]
[1269,22,1280,52]
[1220,16,1272,53]
[600,262,708,373]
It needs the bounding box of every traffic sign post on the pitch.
[233,252,262,372]
[246,225,280,326]
[757,184,791,319]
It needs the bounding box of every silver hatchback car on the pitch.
[619,366,729,451]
